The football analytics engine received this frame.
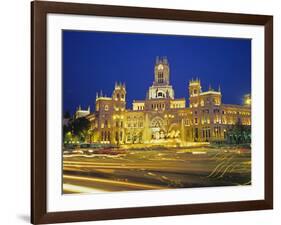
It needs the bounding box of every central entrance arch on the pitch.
[150,117,166,140]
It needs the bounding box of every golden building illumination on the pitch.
[243,94,251,106]
[83,57,251,145]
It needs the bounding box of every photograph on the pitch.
[62,30,252,194]
[28,1,273,224]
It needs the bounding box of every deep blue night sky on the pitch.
[63,30,251,115]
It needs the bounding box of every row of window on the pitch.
[201,127,225,138]
[127,116,143,121]
[101,131,123,142]
[101,120,146,128]
[158,72,164,83]
[101,120,123,128]
[191,100,221,107]
[136,105,144,110]
[171,103,183,109]
[202,128,211,138]
[185,117,250,126]
[193,109,219,114]
[225,111,250,116]
[151,103,165,109]
[127,122,143,128]
[135,102,184,110]
[193,109,250,116]
[101,131,110,141]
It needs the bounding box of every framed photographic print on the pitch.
[31,1,273,224]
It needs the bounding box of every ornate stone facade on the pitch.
[85,57,251,145]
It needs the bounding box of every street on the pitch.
[63,146,251,193]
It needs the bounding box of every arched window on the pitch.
[157,92,165,98]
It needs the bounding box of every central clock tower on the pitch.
[147,56,175,99]
[153,56,170,86]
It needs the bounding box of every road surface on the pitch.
[63,147,251,194]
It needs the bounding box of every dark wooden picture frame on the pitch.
[31,1,273,224]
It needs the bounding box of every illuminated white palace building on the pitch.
[78,57,251,145]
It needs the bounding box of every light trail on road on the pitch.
[63,184,107,194]
[63,147,251,193]
[64,174,166,191]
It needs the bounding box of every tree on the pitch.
[72,117,91,142]
[64,131,73,143]
[226,121,251,144]
[63,116,91,144]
